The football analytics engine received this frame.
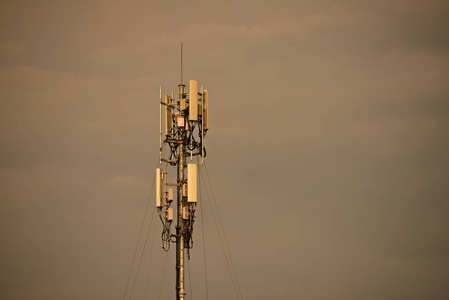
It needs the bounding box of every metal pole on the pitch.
[176,85,186,300]
[201,85,204,166]
[159,86,162,165]
[177,43,186,300]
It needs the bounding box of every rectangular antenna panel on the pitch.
[189,80,198,121]
[156,168,162,207]
[167,188,174,202]
[182,184,188,197]
[203,89,209,130]
[164,95,172,136]
[166,208,173,221]
[177,115,185,128]
[182,207,189,219]
[187,163,197,203]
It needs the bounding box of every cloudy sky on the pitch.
[1,1,449,299]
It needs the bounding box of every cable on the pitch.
[198,165,239,299]
[122,166,157,300]
[158,251,170,300]
[124,145,168,300]
[129,207,156,300]
[186,255,194,300]
[199,167,209,300]
[129,151,170,299]
[145,208,158,300]
[204,161,244,300]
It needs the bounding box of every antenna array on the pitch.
[156,65,210,300]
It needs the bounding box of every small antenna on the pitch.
[180,43,183,85]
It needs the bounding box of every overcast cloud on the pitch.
[1,1,449,300]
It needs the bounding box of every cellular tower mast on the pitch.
[156,44,209,300]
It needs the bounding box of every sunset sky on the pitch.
[1,1,449,299]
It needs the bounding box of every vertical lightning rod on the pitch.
[159,86,162,165]
[180,43,183,85]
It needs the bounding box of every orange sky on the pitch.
[1,1,449,299]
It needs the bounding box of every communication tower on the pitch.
[156,45,209,300]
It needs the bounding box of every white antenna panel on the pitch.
[203,89,209,130]
[164,95,172,136]
[166,207,173,221]
[187,163,197,203]
[177,115,185,128]
[182,184,188,197]
[156,168,162,207]
[189,80,198,121]
[167,188,174,202]
[182,207,189,219]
